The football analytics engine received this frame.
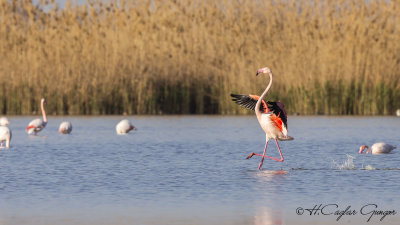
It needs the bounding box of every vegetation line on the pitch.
[0,0,399,115]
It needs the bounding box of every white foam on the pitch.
[332,154,355,170]
[363,164,376,170]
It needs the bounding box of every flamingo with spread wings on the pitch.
[231,67,293,170]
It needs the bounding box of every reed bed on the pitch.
[0,0,399,115]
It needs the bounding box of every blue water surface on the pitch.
[0,116,399,225]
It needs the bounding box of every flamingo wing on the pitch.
[26,118,46,132]
[230,94,268,113]
[267,101,288,130]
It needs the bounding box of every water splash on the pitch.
[332,154,355,170]
[363,165,376,170]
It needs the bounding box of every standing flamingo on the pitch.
[116,119,137,134]
[0,125,11,148]
[231,67,293,170]
[59,121,72,134]
[359,143,396,154]
[0,117,9,126]
[26,98,47,135]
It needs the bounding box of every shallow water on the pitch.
[0,116,399,225]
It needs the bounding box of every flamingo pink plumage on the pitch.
[59,121,72,134]
[359,143,396,154]
[26,98,47,135]
[231,67,293,170]
[116,119,137,134]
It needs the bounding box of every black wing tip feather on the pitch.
[230,93,267,113]
[230,94,256,111]
[230,93,242,99]
[230,93,245,102]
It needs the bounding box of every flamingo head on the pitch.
[41,98,47,104]
[130,125,137,131]
[359,145,369,154]
[256,67,272,76]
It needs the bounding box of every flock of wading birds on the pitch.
[0,67,397,170]
[0,98,136,148]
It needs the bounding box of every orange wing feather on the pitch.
[270,113,283,131]
[248,95,269,113]
[25,125,35,131]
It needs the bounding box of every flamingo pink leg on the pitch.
[258,141,269,170]
[247,139,284,167]
[1,141,3,147]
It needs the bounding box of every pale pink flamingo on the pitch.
[231,67,293,170]
[0,117,9,126]
[26,98,47,135]
[59,121,72,134]
[359,142,396,154]
[116,119,137,134]
[0,126,11,148]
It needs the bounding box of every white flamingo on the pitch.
[26,98,47,135]
[231,67,293,170]
[0,117,9,126]
[359,143,396,154]
[0,126,11,148]
[116,119,137,134]
[59,121,72,134]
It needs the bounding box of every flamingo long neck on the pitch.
[366,146,370,154]
[255,72,273,120]
[41,101,47,123]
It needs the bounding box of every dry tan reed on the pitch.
[0,0,399,115]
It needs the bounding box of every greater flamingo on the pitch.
[116,119,137,134]
[0,126,11,148]
[359,143,396,154]
[0,117,9,126]
[231,67,293,170]
[26,98,47,135]
[59,121,72,134]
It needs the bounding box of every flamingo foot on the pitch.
[246,153,255,159]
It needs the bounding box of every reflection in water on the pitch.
[252,170,287,225]
[254,207,283,225]
[253,170,288,183]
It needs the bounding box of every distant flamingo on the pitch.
[116,119,137,134]
[0,117,9,126]
[0,126,11,148]
[59,121,72,134]
[231,67,293,170]
[359,143,396,154]
[26,98,47,135]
